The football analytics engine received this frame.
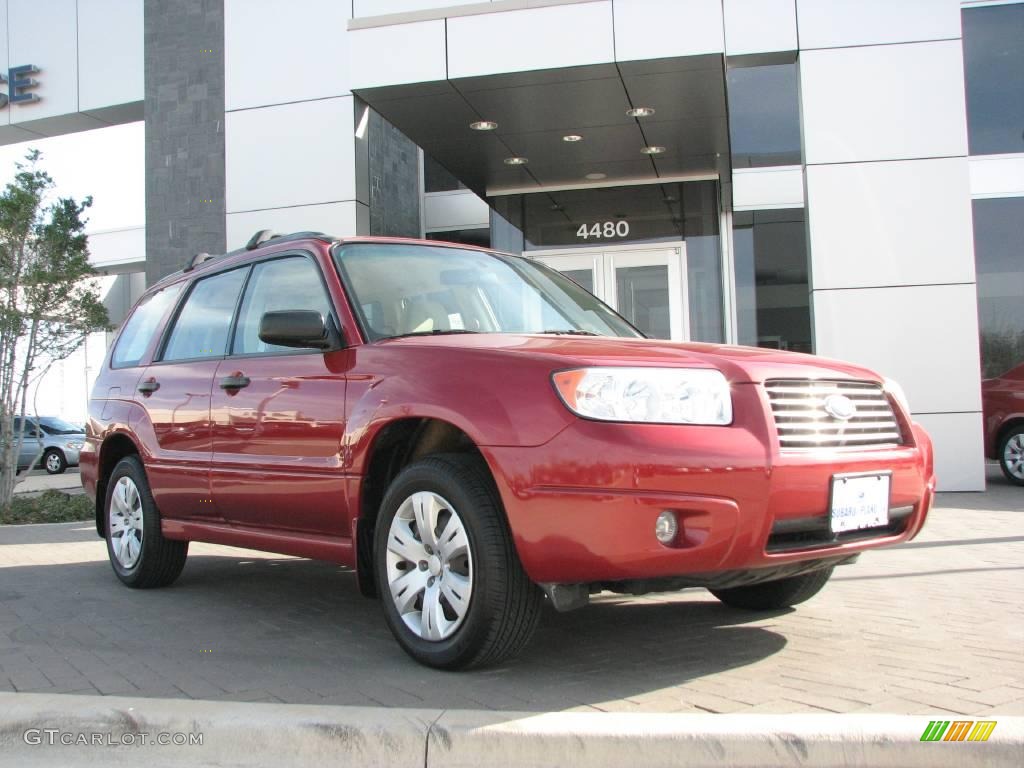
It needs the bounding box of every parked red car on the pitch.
[81,233,935,669]
[982,362,1024,485]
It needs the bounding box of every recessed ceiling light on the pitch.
[562,134,583,142]
[504,156,528,165]
[585,172,607,180]
[627,107,656,118]
[470,120,498,131]
[641,145,666,155]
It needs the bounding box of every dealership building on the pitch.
[1,0,1021,491]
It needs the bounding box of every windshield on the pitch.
[38,417,83,435]
[333,243,642,341]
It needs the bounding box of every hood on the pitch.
[377,334,885,384]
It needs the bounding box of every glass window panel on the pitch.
[962,4,1024,156]
[733,209,811,354]
[973,198,1024,378]
[616,265,670,339]
[233,257,333,355]
[426,228,490,248]
[727,63,802,169]
[561,269,594,294]
[162,269,247,362]
[111,282,184,368]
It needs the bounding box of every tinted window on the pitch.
[734,209,812,354]
[38,417,82,435]
[110,283,184,368]
[233,257,333,355]
[973,198,1024,378]
[727,63,802,168]
[962,4,1024,155]
[161,269,247,362]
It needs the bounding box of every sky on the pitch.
[0,121,144,233]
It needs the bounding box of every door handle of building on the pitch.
[137,378,160,395]
[219,373,251,390]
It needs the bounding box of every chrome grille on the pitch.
[765,379,902,449]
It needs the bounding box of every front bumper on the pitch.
[483,397,934,585]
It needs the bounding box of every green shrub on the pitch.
[1,489,93,525]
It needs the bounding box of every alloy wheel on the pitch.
[1005,434,1024,480]
[385,491,473,641]
[46,452,62,473]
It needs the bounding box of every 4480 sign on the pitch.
[576,220,630,240]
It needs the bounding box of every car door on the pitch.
[209,253,348,536]
[14,418,39,468]
[135,267,249,521]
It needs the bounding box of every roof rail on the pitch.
[182,252,215,272]
[245,230,333,251]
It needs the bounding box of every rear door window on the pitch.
[111,282,184,368]
[161,268,248,362]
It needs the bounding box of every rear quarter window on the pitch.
[111,283,184,368]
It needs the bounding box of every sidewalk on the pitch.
[12,469,83,497]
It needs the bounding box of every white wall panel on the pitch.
[352,0,480,17]
[349,19,446,89]
[732,166,803,210]
[806,158,975,289]
[723,0,796,56]
[226,201,365,249]
[8,0,79,125]
[812,283,982,416]
[87,226,145,271]
[969,154,1024,199]
[797,0,961,50]
[225,96,355,213]
[225,0,350,111]
[447,3,613,79]
[78,0,143,112]
[800,41,968,165]
[912,412,986,492]
[424,190,489,231]
[614,0,723,62]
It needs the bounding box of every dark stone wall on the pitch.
[144,0,226,283]
[367,111,420,237]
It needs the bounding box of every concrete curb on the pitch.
[0,692,1021,767]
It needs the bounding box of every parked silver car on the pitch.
[13,417,85,474]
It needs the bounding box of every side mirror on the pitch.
[258,310,343,351]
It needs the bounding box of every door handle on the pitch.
[137,378,160,395]
[219,373,251,390]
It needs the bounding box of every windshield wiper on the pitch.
[388,329,480,339]
[540,329,601,336]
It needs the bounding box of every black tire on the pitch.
[374,454,543,670]
[104,456,188,588]
[997,425,1024,486]
[710,566,834,611]
[43,449,67,475]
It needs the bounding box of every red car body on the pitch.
[81,235,935,619]
[982,363,1024,483]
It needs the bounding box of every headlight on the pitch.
[884,377,911,416]
[65,441,84,450]
[552,367,732,425]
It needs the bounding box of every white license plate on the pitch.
[829,473,891,534]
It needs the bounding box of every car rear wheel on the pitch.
[709,566,834,611]
[998,426,1024,486]
[43,449,67,475]
[105,456,188,588]
[374,454,543,670]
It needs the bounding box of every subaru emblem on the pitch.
[823,394,856,421]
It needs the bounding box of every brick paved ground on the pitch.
[0,467,1020,715]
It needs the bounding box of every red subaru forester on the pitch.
[81,232,935,669]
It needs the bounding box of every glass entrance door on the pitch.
[534,244,687,340]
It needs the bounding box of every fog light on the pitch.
[655,511,678,544]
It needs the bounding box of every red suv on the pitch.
[82,232,935,669]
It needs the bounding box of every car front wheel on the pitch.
[998,425,1024,486]
[710,566,834,611]
[43,449,67,475]
[105,456,188,588]
[374,454,543,670]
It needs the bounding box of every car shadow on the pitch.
[0,550,789,712]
